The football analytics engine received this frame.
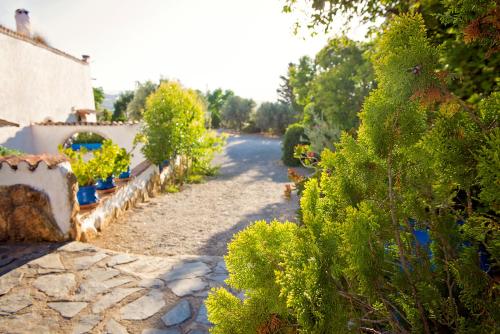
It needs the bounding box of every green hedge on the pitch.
[281,123,306,166]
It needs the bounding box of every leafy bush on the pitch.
[0,146,23,157]
[140,81,206,165]
[206,221,298,334]
[208,14,499,334]
[282,123,307,166]
[139,81,224,182]
[254,102,297,134]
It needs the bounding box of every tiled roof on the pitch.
[35,121,140,126]
[76,109,97,115]
[0,119,20,127]
[0,25,87,65]
[0,154,68,171]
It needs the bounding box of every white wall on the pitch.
[0,126,36,153]
[31,123,145,168]
[0,161,74,236]
[0,30,94,150]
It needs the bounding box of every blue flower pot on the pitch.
[119,167,131,179]
[159,159,170,172]
[96,176,116,190]
[77,185,99,206]
[71,142,103,151]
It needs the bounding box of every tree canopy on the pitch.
[221,96,255,130]
[126,81,158,120]
[206,89,234,128]
[112,91,134,121]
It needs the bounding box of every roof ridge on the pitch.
[0,24,87,65]
[35,121,141,126]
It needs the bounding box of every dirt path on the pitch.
[91,133,301,257]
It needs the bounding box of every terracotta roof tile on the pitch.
[76,109,97,115]
[34,121,140,126]
[0,25,87,65]
[0,119,20,127]
[0,154,68,171]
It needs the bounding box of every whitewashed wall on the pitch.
[0,30,94,150]
[31,124,145,168]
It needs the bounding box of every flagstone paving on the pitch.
[0,134,304,333]
[0,242,228,333]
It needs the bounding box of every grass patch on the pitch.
[165,184,180,193]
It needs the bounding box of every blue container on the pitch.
[159,159,170,172]
[77,185,99,205]
[119,167,131,179]
[96,176,116,190]
[71,142,103,151]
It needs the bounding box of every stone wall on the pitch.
[0,185,67,241]
[0,155,79,241]
[78,158,181,241]
[0,154,183,242]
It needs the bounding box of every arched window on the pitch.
[62,132,107,151]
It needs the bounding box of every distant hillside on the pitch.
[102,93,118,111]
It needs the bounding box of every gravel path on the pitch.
[91,133,301,257]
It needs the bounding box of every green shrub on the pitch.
[139,81,225,184]
[140,81,206,165]
[0,146,23,157]
[240,120,260,134]
[208,14,499,334]
[282,123,307,166]
[206,221,298,334]
[71,132,105,144]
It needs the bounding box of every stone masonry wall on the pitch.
[0,185,66,241]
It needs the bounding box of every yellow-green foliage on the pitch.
[206,221,298,334]
[140,81,206,165]
[207,13,499,334]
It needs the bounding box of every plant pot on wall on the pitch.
[118,166,131,180]
[159,159,170,172]
[77,185,99,208]
[96,176,116,193]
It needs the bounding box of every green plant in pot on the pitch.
[92,140,130,191]
[115,147,132,180]
[59,145,106,206]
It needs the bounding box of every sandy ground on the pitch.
[90,134,302,257]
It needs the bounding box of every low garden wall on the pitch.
[78,157,181,241]
[0,154,181,242]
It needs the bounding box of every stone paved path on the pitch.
[0,242,228,333]
[0,134,303,333]
[90,134,301,256]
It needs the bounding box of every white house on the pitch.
[0,9,144,167]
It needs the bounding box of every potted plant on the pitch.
[116,147,132,180]
[93,140,131,191]
[59,146,105,208]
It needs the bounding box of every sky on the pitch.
[0,0,371,101]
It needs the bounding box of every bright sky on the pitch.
[0,0,370,101]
